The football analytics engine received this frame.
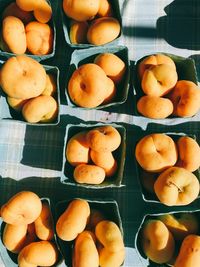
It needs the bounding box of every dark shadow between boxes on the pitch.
[156,0,200,50]
[0,0,56,61]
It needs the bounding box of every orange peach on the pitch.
[7,97,28,112]
[169,80,200,117]
[42,74,57,96]
[102,77,116,104]
[97,0,113,17]
[26,21,53,55]
[87,17,120,45]
[94,53,126,84]
[137,95,173,119]
[63,0,100,21]
[2,16,27,54]
[69,20,89,44]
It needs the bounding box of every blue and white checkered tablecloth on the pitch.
[0,0,200,266]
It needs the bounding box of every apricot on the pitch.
[86,125,121,153]
[95,220,124,252]
[73,231,99,267]
[34,201,54,241]
[69,20,89,44]
[18,241,58,267]
[22,95,58,123]
[135,133,178,173]
[7,97,28,112]
[137,95,173,119]
[169,80,200,117]
[138,54,176,79]
[90,150,117,177]
[98,247,125,267]
[2,2,33,24]
[68,63,108,108]
[63,0,100,21]
[1,191,42,225]
[176,136,200,172]
[66,131,90,166]
[16,0,42,11]
[42,74,57,96]
[73,164,106,184]
[87,17,120,45]
[2,16,27,54]
[102,77,117,104]
[141,64,178,96]
[174,234,200,267]
[0,55,46,99]
[26,21,53,55]
[141,219,175,264]
[56,199,90,241]
[97,0,113,17]
[94,53,126,84]
[154,167,200,206]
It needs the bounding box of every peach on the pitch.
[138,54,176,79]
[16,0,52,23]
[137,95,173,119]
[73,164,106,184]
[7,97,28,112]
[69,20,89,44]
[102,77,117,104]
[34,201,54,241]
[141,219,175,264]
[154,167,200,206]
[90,150,117,177]
[94,53,126,84]
[98,247,125,267]
[141,64,178,96]
[176,136,200,172]
[22,95,58,123]
[159,213,199,241]
[174,235,200,267]
[66,131,90,166]
[68,63,108,108]
[2,16,27,54]
[1,191,42,225]
[2,2,33,24]
[42,74,57,96]
[87,17,120,45]
[0,55,46,99]
[63,0,100,21]
[18,241,58,267]
[86,125,121,153]
[97,0,113,17]
[168,80,200,117]
[95,220,124,252]
[56,199,90,241]
[73,231,99,267]
[26,21,53,55]
[135,133,178,173]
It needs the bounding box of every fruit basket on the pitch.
[134,132,200,204]
[60,0,122,48]
[0,0,56,61]
[0,60,60,125]
[55,198,123,267]
[65,45,130,110]
[61,123,126,188]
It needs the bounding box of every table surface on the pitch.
[0,0,200,266]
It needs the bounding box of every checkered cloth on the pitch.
[0,0,200,266]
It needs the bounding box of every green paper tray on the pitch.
[60,0,122,48]
[55,198,123,267]
[0,198,64,267]
[61,123,126,188]
[0,60,60,125]
[133,53,199,117]
[134,132,200,204]
[135,209,200,267]
[65,45,130,110]
[0,0,56,62]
